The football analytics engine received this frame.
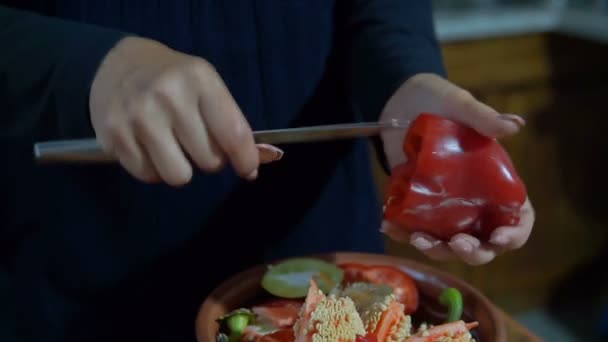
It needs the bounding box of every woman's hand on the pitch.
[90,37,282,186]
[379,73,535,265]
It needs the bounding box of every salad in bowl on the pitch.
[196,253,506,342]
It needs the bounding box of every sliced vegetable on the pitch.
[262,258,344,298]
[355,334,378,342]
[242,326,295,342]
[256,329,295,342]
[382,112,528,241]
[252,299,303,328]
[404,320,478,342]
[340,281,411,341]
[439,287,463,323]
[339,263,419,314]
[216,308,255,342]
[293,279,366,341]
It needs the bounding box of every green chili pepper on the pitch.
[216,308,255,342]
[438,287,463,323]
[226,314,250,341]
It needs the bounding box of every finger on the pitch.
[197,68,259,180]
[133,109,193,186]
[380,221,412,243]
[151,73,226,174]
[444,89,522,138]
[174,109,226,173]
[256,144,284,164]
[99,118,161,183]
[448,233,497,266]
[409,232,457,261]
[380,124,411,167]
[502,113,526,127]
[116,139,161,184]
[489,198,535,249]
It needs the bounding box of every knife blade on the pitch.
[33,119,409,163]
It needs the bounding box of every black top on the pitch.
[0,1,445,341]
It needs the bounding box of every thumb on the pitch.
[443,89,525,138]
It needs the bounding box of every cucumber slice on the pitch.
[261,258,344,298]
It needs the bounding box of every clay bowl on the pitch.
[196,252,507,342]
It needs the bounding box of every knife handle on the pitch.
[34,139,112,163]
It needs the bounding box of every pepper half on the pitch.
[383,113,527,241]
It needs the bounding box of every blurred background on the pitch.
[2,0,608,341]
[376,0,608,341]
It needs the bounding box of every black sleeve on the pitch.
[0,5,129,144]
[341,0,447,173]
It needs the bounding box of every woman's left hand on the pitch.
[378,73,535,265]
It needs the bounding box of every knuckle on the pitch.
[187,58,220,86]
[122,94,148,117]
[152,70,182,96]
[224,123,253,154]
[169,104,190,124]
[128,109,151,136]
[102,119,127,149]
[97,111,120,133]
[452,88,475,103]
[190,58,216,75]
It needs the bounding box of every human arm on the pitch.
[1,5,275,185]
[341,1,535,265]
[340,1,446,172]
[0,5,128,142]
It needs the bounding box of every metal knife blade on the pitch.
[33,119,409,163]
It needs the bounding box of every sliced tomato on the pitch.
[256,329,295,342]
[252,299,303,329]
[356,333,378,342]
[339,263,419,314]
[242,326,295,342]
[340,263,368,284]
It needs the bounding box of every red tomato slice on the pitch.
[256,329,295,342]
[252,299,303,329]
[356,333,378,342]
[339,263,419,314]
[340,263,368,284]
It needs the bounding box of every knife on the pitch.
[33,119,409,163]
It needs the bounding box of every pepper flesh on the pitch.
[383,113,527,241]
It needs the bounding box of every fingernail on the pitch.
[257,144,284,164]
[450,240,473,253]
[500,114,526,128]
[490,235,509,246]
[412,237,433,250]
[246,168,258,181]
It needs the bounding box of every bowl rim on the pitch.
[195,251,507,342]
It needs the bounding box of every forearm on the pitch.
[340,0,446,173]
[344,0,446,122]
[0,5,128,143]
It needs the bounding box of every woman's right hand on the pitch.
[89,36,281,186]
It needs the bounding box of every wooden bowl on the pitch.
[196,252,507,342]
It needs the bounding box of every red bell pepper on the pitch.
[382,113,527,241]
